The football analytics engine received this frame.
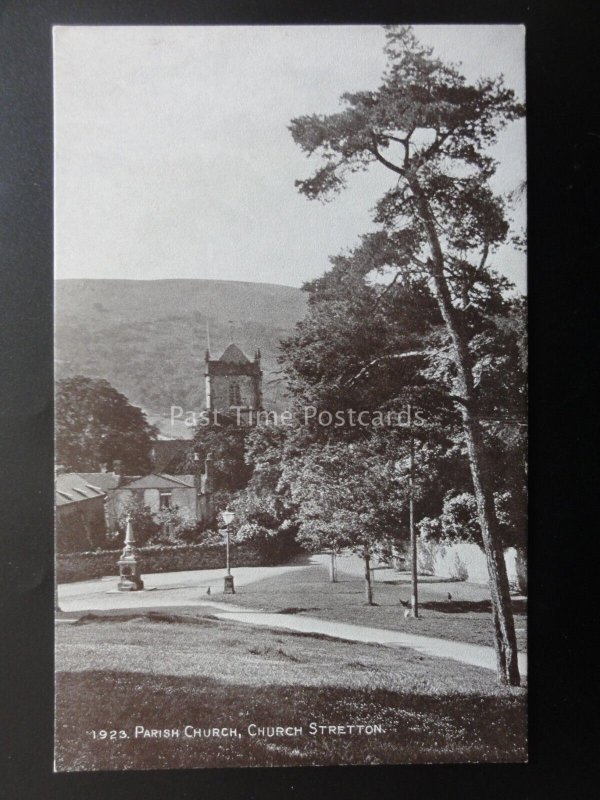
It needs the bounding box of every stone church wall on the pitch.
[209,373,258,411]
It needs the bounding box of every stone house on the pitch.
[110,452,215,529]
[55,470,208,551]
[110,472,205,526]
[55,473,109,552]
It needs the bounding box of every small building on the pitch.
[56,454,216,551]
[111,472,203,525]
[55,473,109,552]
[110,452,215,528]
[74,471,120,527]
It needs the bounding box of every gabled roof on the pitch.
[219,343,250,364]
[120,473,195,490]
[55,474,107,507]
[74,472,120,492]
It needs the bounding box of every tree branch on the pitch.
[479,243,490,271]
[370,270,402,311]
[411,128,454,171]
[370,135,406,177]
[345,349,429,386]
[380,132,410,145]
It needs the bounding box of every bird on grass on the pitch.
[206,586,211,595]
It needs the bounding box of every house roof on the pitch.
[74,472,120,492]
[55,474,107,506]
[120,473,195,490]
[219,343,250,364]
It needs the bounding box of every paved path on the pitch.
[58,561,527,676]
[220,607,527,675]
[59,562,308,600]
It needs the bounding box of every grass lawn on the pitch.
[213,563,528,652]
[55,611,526,770]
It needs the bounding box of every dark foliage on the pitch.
[55,375,157,473]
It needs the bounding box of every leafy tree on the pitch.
[55,375,157,473]
[284,441,404,604]
[114,496,159,547]
[416,296,527,551]
[289,25,525,684]
[280,262,443,428]
[227,425,300,561]
[186,415,253,495]
[114,496,201,546]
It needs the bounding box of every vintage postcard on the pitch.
[54,24,527,771]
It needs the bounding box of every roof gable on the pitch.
[219,343,250,364]
[120,473,195,490]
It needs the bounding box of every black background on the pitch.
[0,1,597,798]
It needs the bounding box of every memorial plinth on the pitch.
[117,517,144,591]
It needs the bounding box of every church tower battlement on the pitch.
[204,342,262,420]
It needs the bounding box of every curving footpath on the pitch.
[58,564,527,677]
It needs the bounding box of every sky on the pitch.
[54,25,526,292]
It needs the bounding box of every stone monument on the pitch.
[117,516,144,591]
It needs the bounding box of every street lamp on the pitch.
[221,510,235,594]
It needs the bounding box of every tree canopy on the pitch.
[55,375,157,473]
[289,24,526,685]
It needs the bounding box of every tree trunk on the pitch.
[364,553,373,605]
[329,551,337,583]
[462,413,520,684]
[409,179,520,686]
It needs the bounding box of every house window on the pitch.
[159,491,172,510]
[228,382,241,406]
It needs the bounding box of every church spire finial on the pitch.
[206,318,212,356]
[228,319,235,343]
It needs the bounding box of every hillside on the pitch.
[55,279,308,434]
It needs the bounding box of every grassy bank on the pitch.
[55,611,526,770]
[213,563,528,651]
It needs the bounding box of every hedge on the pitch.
[56,542,289,583]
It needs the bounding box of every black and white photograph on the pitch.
[53,24,528,771]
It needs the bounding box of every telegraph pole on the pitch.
[409,427,418,618]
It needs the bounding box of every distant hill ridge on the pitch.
[55,279,308,423]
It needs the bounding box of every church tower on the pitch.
[204,341,262,422]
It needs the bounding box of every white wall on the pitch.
[418,538,527,592]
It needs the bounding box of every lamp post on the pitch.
[409,428,418,618]
[221,510,235,594]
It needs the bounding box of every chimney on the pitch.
[113,459,124,475]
